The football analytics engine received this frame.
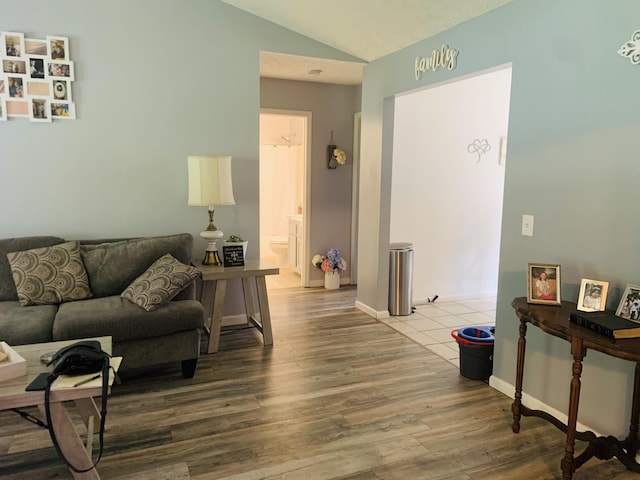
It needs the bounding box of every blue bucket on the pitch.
[457,325,495,344]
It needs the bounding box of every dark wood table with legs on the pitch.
[511,297,640,480]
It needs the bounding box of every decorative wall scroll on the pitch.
[618,30,640,65]
[0,31,76,122]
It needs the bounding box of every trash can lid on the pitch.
[390,242,413,251]
[457,326,495,343]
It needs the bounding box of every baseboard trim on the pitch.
[355,300,390,319]
[489,375,601,436]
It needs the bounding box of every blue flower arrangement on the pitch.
[312,248,347,273]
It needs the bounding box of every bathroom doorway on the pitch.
[259,109,310,288]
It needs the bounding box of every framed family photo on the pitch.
[616,284,640,320]
[527,263,561,305]
[3,32,25,58]
[577,278,609,312]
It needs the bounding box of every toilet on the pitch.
[269,236,289,267]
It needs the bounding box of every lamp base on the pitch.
[202,249,221,266]
[201,229,224,266]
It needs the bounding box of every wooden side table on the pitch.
[196,261,279,353]
[511,297,640,479]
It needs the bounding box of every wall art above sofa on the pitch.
[0,31,76,122]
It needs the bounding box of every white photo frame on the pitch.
[28,57,46,79]
[51,78,72,101]
[577,278,609,312]
[46,60,74,81]
[616,284,640,320]
[47,35,69,61]
[50,101,75,119]
[24,38,48,57]
[3,32,25,58]
[7,76,25,98]
[1,30,75,122]
[29,97,51,123]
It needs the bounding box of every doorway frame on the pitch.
[259,108,312,287]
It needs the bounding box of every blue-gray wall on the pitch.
[357,0,640,435]
[0,0,360,256]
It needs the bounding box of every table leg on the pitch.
[624,362,640,456]
[241,277,257,325]
[560,336,586,480]
[206,279,227,353]
[255,275,273,346]
[38,402,101,480]
[74,398,100,455]
[512,318,527,433]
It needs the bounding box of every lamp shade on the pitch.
[187,155,235,206]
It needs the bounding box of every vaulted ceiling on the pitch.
[221,0,512,85]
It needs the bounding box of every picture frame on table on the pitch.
[527,263,561,305]
[2,32,25,58]
[615,284,640,320]
[577,278,609,312]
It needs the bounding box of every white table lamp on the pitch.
[187,155,235,265]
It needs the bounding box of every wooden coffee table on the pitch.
[0,337,120,480]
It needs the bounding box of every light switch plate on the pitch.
[522,214,534,236]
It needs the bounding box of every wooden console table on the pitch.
[511,297,640,479]
[197,261,279,353]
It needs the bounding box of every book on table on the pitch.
[569,311,640,339]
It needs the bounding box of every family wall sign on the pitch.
[0,31,76,122]
[415,44,459,80]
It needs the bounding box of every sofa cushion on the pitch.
[7,241,93,306]
[0,301,57,345]
[121,254,200,311]
[80,234,194,298]
[0,236,65,302]
[53,295,205,342]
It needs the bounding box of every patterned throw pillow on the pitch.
[121,253,199,311]
[7,241,93,306]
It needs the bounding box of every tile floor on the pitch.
[379,297,497,368]
[266,268,497,369]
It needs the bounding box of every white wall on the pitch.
[391,67,511,302]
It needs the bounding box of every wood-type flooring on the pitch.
[1,286,638,479]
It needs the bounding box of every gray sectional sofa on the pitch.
[0,233,205,378]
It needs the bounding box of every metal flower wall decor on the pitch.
[467,138,491,162]
[618,30,640,65]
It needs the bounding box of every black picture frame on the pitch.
[223,245,244,267]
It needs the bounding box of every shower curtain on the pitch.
[259,144,300,238]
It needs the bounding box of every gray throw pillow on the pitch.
[7,240,93,306]
[121,253,199,311]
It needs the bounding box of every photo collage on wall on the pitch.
[0,31,76,122]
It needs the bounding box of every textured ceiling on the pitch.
[222,0,513,85]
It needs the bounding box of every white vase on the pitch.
[324,271,340,290]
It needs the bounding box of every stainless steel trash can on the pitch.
[388,242,413,316]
